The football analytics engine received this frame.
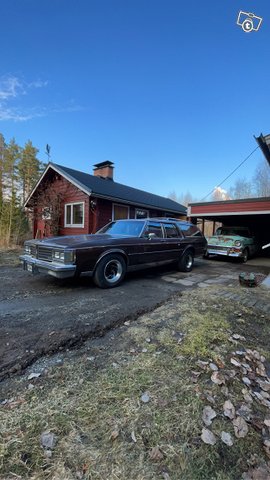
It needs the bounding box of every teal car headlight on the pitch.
[234,240,242,247]
[25,245,31,254]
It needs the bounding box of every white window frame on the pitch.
[135,208,149,219]
[64,202,85,228]
[112,203,130,221]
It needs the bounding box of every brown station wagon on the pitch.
[20,219,207,288]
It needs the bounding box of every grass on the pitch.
[0,247,22,267]
[0,286,270,479]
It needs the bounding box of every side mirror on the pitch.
[147,232,156,240]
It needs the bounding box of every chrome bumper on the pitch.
[207,248,243,258]
[20,255,76,279]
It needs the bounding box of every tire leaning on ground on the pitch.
[178,250,194,272]
[93,253,127,288]
[241,248,249,263]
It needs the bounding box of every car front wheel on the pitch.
[241,248,249,263]
[93,254,126,288]
[178,250,194,272]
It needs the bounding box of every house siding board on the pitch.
[190,199,270,216]
[93,201,180,232]
[34,173,90,237]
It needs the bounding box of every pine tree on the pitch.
[18,140,44,204]
[0,135,42,246]
[0,133,5,214]
[3,138,21,244]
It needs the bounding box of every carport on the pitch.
[188,132,270,257]
[188,197,270,257]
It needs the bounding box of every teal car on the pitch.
[205,226,259,263]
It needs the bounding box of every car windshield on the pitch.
[97,220,144,237]
[216,227,250,237]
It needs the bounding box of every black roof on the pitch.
[255,133,270,166]
[51,163,186,215]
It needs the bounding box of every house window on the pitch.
[64,202,84,227]
[42,207,52,220]
[112,204,129,220]
[135,208,149,219]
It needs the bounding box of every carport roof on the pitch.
[188,196,270,223]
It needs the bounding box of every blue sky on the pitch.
[1,0,269,200]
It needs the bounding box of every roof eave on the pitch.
[24,162,91,207]
[93,192,186,214]
[24,162,186,215]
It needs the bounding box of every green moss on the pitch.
[180,311,229,358]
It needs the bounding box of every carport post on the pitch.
[212,221,216,235]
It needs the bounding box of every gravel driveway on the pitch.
[0,254,269,380]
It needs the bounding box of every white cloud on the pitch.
[0,76,24,100]
[213,186,230,200]
[0,74,49,121]
[52,101,84,114]
[28,80,49,89]
[0,74,82,122]
[0,106,46,122]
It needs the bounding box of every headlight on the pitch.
[65,250,76,263]
[53,250,65,261]
[25,245,31,254]
[234,241,241,247]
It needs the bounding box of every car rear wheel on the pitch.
[241,248,249,263]
[93,254,126,288]
[178,250,194,272]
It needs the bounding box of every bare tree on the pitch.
[253,160,270,197]
[229,177,253,199]
[29,181,69,237]
[168,190,197,206]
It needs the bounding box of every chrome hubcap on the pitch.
[186,254,193,269]
[104,260,123,283]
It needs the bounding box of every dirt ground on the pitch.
[1,279,270,479]
[0,250,269,381]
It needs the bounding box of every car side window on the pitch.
[178,223,202,237]
[164,223,179,238]
[143,222,163,238]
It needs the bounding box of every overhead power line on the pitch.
[200,145,260,201]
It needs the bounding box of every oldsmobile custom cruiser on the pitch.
[20,218,207,288]
[205,226,259,263]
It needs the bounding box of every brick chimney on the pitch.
[93,161,114,180]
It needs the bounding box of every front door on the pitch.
[140,221,168,264]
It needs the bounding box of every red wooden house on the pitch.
[25,161,186,238]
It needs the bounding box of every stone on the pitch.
[40,431,57,449]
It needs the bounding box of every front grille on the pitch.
[208,245,229,252]
[37,246,53,262]
[30,245,37,257]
